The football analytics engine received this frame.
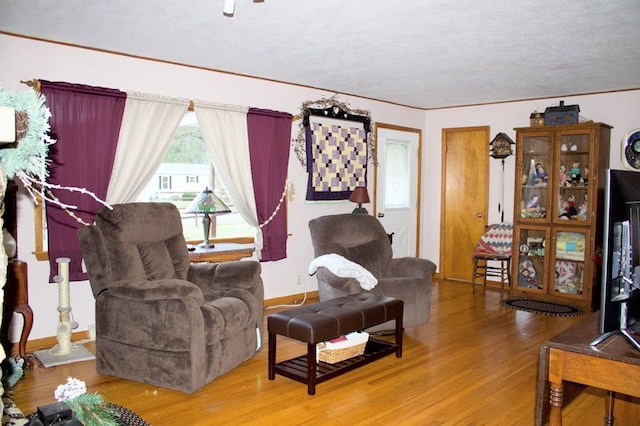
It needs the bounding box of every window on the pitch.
[136,112,254,243]
[34,112,254,260]
[159,175,172,190]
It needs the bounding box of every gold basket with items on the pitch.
[316,331,369,364]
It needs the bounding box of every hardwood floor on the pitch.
[9,280,620,425]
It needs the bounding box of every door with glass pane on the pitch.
[374,123,421,257]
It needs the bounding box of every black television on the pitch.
[591,169,640,351]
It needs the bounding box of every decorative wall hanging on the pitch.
[303,104,371,201]
[292,95,375,168]
[292,96,374,201]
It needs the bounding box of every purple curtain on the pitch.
[41,81,126,282]
[247,108,292,261]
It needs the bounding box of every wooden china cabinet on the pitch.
[511,122,611,311]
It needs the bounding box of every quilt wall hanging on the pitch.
[293,97,374,201]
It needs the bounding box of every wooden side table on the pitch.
[537,313,640,425]
[188,243,255,263]
[1,259,34,368]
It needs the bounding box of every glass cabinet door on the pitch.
[552,229,588,295]
[554,132,591,225]
[518,134,550,221]
[514,227,549,291]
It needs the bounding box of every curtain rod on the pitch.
[22,81,294,120]
[20,79,40,91]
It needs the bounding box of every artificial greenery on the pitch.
[0,85,53,183]
[65,393,119,426]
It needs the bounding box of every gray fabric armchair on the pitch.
[77,202,263,393]
[309,214,436,330]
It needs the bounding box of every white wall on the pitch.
[0,34,426,340]
[420,91,640,268]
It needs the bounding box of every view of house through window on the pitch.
[136,112,254,242]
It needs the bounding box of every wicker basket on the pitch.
[317,332,369,364]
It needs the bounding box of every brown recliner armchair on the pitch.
[77,202,263,393]
[309,214,436,330]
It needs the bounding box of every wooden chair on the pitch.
[471,223,513,295]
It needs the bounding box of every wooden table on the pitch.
[536,313,640,425]
[1,260,34,368]
[188,243,255,263]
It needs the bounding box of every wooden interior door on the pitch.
[440,126,490,282]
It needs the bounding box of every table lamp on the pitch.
[349,186,370,214]
[186,187,231,248]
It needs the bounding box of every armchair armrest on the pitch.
[95,278,207,352]
[385,257,437,279]
[187,261,262,294]
[105,278,204,305]
[314,267,364,294]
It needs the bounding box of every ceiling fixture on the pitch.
[223,0,235,16]
[223,0,264,17]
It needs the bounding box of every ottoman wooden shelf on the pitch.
[267,293,403,395]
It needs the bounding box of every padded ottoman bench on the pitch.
[267,293,403,395]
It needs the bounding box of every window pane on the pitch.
[137,112,253,241]
[384,140,410,209]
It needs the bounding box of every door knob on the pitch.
[476,213,483,218]
[377,213,385,218]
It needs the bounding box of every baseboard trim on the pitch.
[14,291,321,356]
[263,290,319,308]
[15,331,92,357]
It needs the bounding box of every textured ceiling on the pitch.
[1,0,639,109]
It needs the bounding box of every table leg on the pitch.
[268,332,276,380]
[535,344,550,426]
[604,391,615,426]
[548,348,565,426]
[14,303,33,369]
[395,315,403,358]
[549,382,564,426]
[307,343,317,396]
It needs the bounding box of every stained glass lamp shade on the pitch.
[185,187,231,248]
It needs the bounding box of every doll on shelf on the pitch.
[559,194,578,219]
[570,161,581,186]
[577,202,587,219]
[535,163,548,186]
[583,167,589,187]
[559,164,569,187]
[527,194,540,209]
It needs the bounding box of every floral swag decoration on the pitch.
[292,94,376,168]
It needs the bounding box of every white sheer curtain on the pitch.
[193,101,262,255]
[106,92,189,203]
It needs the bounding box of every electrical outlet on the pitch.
[297,275,302,286]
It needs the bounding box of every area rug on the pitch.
[33,345,95,368]
[107,403,151,426]
[501,298,584,317]
[2,395,28,426]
